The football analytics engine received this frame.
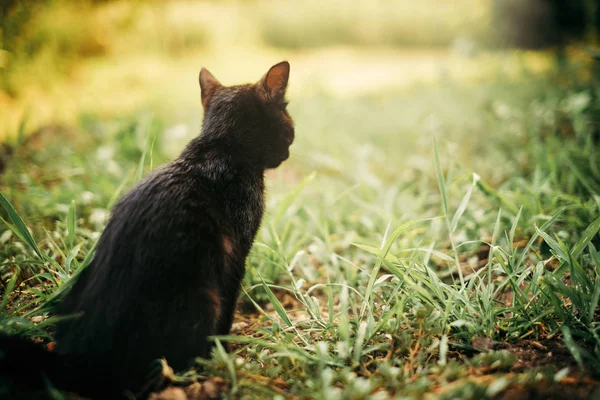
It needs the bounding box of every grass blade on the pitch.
[14,110,28,146]
[327,278,334,325]
[450,173,479,233]
[67,200,76,249]
[433,138,448,216]
[0,267,19,312]
[536,227,569,262]
[589,273,600,325]
[134,114,154,183]
[508,206,522,246]
[0,192,42,259]
[561,326,585,370]
[214,339,237,392]
[571,216,600,259]
[517,207,564,268]
[260,277,293,328]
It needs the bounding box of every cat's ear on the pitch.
[259,61,290,102]
[199,68,222,108]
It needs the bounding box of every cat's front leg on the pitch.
[216,283,241,336]
[214,265,245,354]
[216,233,245,339]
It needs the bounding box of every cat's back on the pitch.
[57,161,227,333]
[114,161,219,225]
[88,160,229,281]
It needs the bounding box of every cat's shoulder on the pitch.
[107,164,215,224]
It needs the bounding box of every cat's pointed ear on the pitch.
[259,61,290,102]
[199,68,221,108]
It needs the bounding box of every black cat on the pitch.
[0,61,294,399]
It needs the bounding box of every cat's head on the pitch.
[199,61,294,169]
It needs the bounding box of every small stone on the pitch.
[231,321,249,333]
[182,382,203,399]
[471,337,494,351]
[203,381,219,399]
[148,387,187,400]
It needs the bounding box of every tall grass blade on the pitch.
[0,192,42,259]
[450,173,479,233]
[536,228,569,262]
[571,216,600,258]
[149,134,157,171]
[561,326,585,370]
[135,143,149,183]
[0,267,19,312]
[67,200,76,249]
[517,207,564,268]
[589,275,600,325]
[433,138,448,216]
[134,114,154,183]
[508,206,522,246]
[353,321,367,364]
[491,209,502,245]
[327,278,334,325]
[214,339,237,392]
[260,277,293,328]
[15,111,28,146]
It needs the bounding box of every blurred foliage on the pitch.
[0,0,208,96]
[492,0,600,48]
[2,0,600,100]
[258,0,488,49]
[1,0,110,95]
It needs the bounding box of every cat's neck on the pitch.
[178,135,262,178]
[178,134,265,252]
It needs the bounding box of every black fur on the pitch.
[0,334,117,399]
[0,62,294,398]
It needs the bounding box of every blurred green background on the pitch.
[0,0,597,140]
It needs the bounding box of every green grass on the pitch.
[1,57,600,399]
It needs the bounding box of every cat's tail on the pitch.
[0,334,124,399]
